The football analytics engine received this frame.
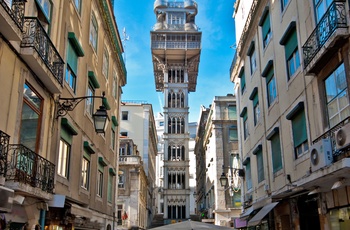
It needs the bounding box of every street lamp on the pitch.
[56,92,109,134]
[219,154,244,194]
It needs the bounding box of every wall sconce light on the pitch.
[331,178,345,190]
[308,187,321,195]
[56,92,109,134]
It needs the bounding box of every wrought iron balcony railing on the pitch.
[6,144,55,193]
[0,0,26,30]
[0,130,10,177]
[119,155,141,165]
[302,0,347,69]
[21,17,64,86]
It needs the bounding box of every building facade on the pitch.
[117,137,148,230]
[194,95,241,227]
[231,0,350,229]
[119,102,158,228]
[150,0,201,224]
[0,0,126,229]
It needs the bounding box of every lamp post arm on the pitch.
[56,92,105,118]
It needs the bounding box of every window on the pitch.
[122,111,128,120]
[20,83,43,152]
[58,139,70,178]
[281,0,290,12]
[81,154,90,190]
[73,0,81,14]
[111,128,116,150]
[90,12,98,51]
[168,117,184,134]
[240,108,249,140]
[107,171,114,203]
[117,205,123,225]
[229,126,238,142]
[113,70,118,99]
[254,147,264,183]
[103,47,109,78]
[238,67,246,94]
[287,103,309,158]
[262,62,276,106]
[247,42,257,74]
[315,0,332,23]
[244,159,252,190]
[259,8,271,48]
[86,83,94,116]
[280,23,300,80]
[118,173,125,188]
[250,88,260,126]
[325,63,350,127]
[267,129,283,173]
[167,12,185,25]
[97,168,103,197]
[36,0,52,22]
[228,105,237,120]
[66,33,84,93]
[160,121,164,126]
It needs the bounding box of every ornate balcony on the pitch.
[0,0,25,41]
[6,144,55,197]
[302,0,348,73]
[20,17,64,94]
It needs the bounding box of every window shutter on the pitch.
[271,134,282,172]
[284,29,297,59]
[67,42,78,74]
[292,109,307,147]
[261,13,270,39]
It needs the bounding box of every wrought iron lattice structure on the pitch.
[0,0,26,30]
[0,130,10,177]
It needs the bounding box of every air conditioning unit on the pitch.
[310,138,333,172]
[335,123,350,150]
[0,186,14,212]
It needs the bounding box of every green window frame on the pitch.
[240,107,248,140]
[244,158,252,190]
[280,22,300,80]
[97,163,104,197]
[250,87,260,126]
[238,67,246,94]
[287,102,308,158]
[253,146,264,183]
[267,128,283,173]
[259,7,271,48]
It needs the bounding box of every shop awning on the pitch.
[70,203,92,219]
[234,218,247,228]
[248,202,279,226]
[240,206,254,219]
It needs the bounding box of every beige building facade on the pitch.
[195,94,241,227]
[231,0,350,229]
[0,0,126,229]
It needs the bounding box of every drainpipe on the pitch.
[39,209,46,230]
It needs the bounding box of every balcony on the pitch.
[5,144,55,199]
[119,155,141,165]
[0,0,25,41]
[0,130,10,181]
[20,17,64,94]
[302,0,348,74]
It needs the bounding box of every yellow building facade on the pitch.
[0,0,126,229]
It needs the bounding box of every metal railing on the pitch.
[0,130,10,177]
[151,41,201,49]
[21,17,64,86]
[6,144,55,193]
[302,0,347,69]
[0,0,26,30]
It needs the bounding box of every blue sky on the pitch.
[114,0,236,122]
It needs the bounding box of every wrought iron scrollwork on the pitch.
[0,130,10,177]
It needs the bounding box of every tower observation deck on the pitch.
[151,0,201,223]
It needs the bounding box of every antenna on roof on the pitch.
[122,27,130,64]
